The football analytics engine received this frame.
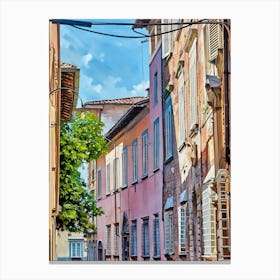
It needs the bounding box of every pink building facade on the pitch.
[86,44,164,261]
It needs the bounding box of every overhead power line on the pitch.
[50,19,229,39]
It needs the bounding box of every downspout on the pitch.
[224,19,231,166]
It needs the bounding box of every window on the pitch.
[164,211,174,254]
[162,19,172,58]
[106,225,111,256]
[69,240,83,258]
[202,185,218,257]
[114,224,119,256]
[97,167,102,199]
[153,72,158,105]
[142,218,150,257]
[178,73,186,147]
[189,39,198,131]
[178,206,187,255]
[207,20,223,63]
[122,147,128,188]
[113,158,120,190]
[142,130,149,178]
[153,118,160,170]
[132,139,138,183]
[106,163,110,195]
[164,95,173,160]
[153,215,161,258]
[130,220,137,257]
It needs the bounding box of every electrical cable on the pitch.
[66,19,228,39]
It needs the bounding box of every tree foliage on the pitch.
[56,112,107,234]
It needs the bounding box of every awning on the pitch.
[164,196,174,210]
[180,190,187,203]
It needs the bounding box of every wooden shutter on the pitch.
[178,74,186,145]
[189,39,198,128]
[153,119,159,170]
[162,19,171,58]
[106,163,110,195]
[153,216,160,257]
[208,20,223,63]
[106,225,111,255]
[171,19,179,41]
[97,168,102,199]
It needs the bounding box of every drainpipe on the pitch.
[223,19,231,166]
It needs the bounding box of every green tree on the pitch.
[56,111,107,234]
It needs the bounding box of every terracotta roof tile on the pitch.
[84,96,147,106]
[61,62,78,69]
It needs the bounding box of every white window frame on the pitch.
[178,205,187,255]
[69,241,83,258]
[132,139,138,183]
[106,225,111,256]
[189,38,198,131]
[153,118,160,170]
[142,218,150,258]
[178,73,186,147]
[130,220,137,257]
[164,210,174,254]
[142,130,149,178]
[202,185,218,258]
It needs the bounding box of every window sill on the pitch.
[131,180,138,185]
[153,255,161,260]
[121,185,128,190]
[142,255,150,259]
[153,167,160,173]
[178,141,186,152]
[164,155,173,165]
[141,174,148,180]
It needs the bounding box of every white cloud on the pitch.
[81,74,103,94]
[130,80,149,96]
[82,53,93,68]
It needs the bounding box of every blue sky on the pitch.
[60,19,150,106]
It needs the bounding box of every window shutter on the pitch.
[171,19,179,40]
[202,186,217,257]
[106,163,110,195]
[153,216,160,257]
[122,148,128,187]
[97,168,102,199]
[162,19,171,58]
[189,39,198,129]
[153,119,159,170]
[178,74,186,145]
[208,20,223,63]
[178,206,187,254]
